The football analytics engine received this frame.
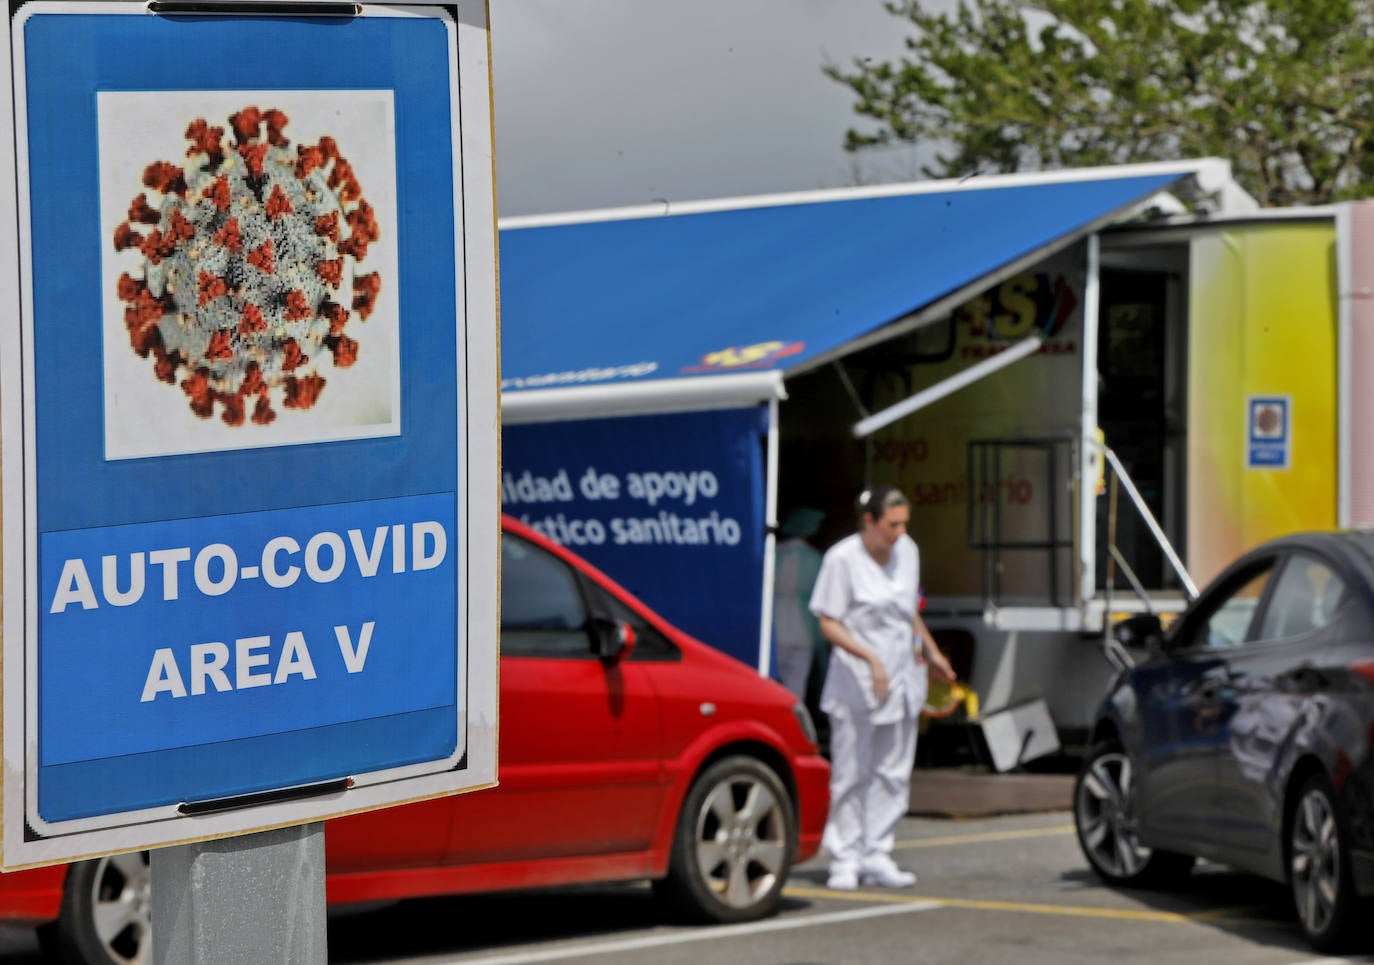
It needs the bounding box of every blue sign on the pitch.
[1248,395,1291,470]
[17,8,471,825]
[502,409,768,667]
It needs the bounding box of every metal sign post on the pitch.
[0,7,500,960]
[152,824,326,965]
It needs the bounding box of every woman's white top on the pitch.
[809,532,924,724]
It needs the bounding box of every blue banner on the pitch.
[502,408,768,667]
[22,10,464,822]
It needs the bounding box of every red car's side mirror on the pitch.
[593,617,637,662]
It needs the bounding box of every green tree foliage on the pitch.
[826,0,1374,206]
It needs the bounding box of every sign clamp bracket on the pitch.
[147,1,362,17]
[177,777,353,817]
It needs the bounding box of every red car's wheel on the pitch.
[40,852,152,965]
[655,755,795,923]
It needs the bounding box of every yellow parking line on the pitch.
[894,825,1075,850]
[785,887,938,907]
[783,886,1258,925]
[929,896,1189,923]
[1188,904,1271,923]
[1202,915,1295,930]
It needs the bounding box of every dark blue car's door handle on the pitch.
[1282,665,1328,692]
[1180,669,1239,701]
[1181,678,1222,701]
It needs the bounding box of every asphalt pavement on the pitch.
[321,810,1363,965]
[1,772,1367,965]
[304,809,1365,965]
[907,765,1074,818]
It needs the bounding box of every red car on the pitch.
[1,515,829,965]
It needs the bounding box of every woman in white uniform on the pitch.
[810,485,955,890]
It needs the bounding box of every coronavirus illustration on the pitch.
[112,106,381,426]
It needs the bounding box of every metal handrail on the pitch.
[1092,441,1198,600]
[1101,473,1132,671]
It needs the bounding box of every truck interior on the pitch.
[775,234,1197,635]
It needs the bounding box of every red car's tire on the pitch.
[40,852,152,965]
[654,755,795,924]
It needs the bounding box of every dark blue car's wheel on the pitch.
[1074,742,1193,887]
[1290,773,1364,953]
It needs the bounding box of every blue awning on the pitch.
[498,161,1224,413]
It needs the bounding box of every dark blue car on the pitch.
[1075,531,1374,953]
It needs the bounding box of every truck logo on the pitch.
[956,273,1078,341]
[683,340,804,373]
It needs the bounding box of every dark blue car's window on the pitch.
[1256,556,1346,641]
[1185,566,1273,651]
[500,534,591,657]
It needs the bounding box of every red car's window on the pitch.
[500,534,594,657]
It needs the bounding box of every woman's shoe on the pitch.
[826,867,859,890]
[860,859,917,888]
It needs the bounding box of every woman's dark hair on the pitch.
[856,484,909,525]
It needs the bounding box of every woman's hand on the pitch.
[817,614,891,703]
[915,615,956,684]
[869,654,890,703]
[929,650,956,684]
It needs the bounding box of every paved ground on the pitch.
[1,807,1357,965]
[306,810,1368,965]
[908,766,1073,818]
[1,771,1362,965]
